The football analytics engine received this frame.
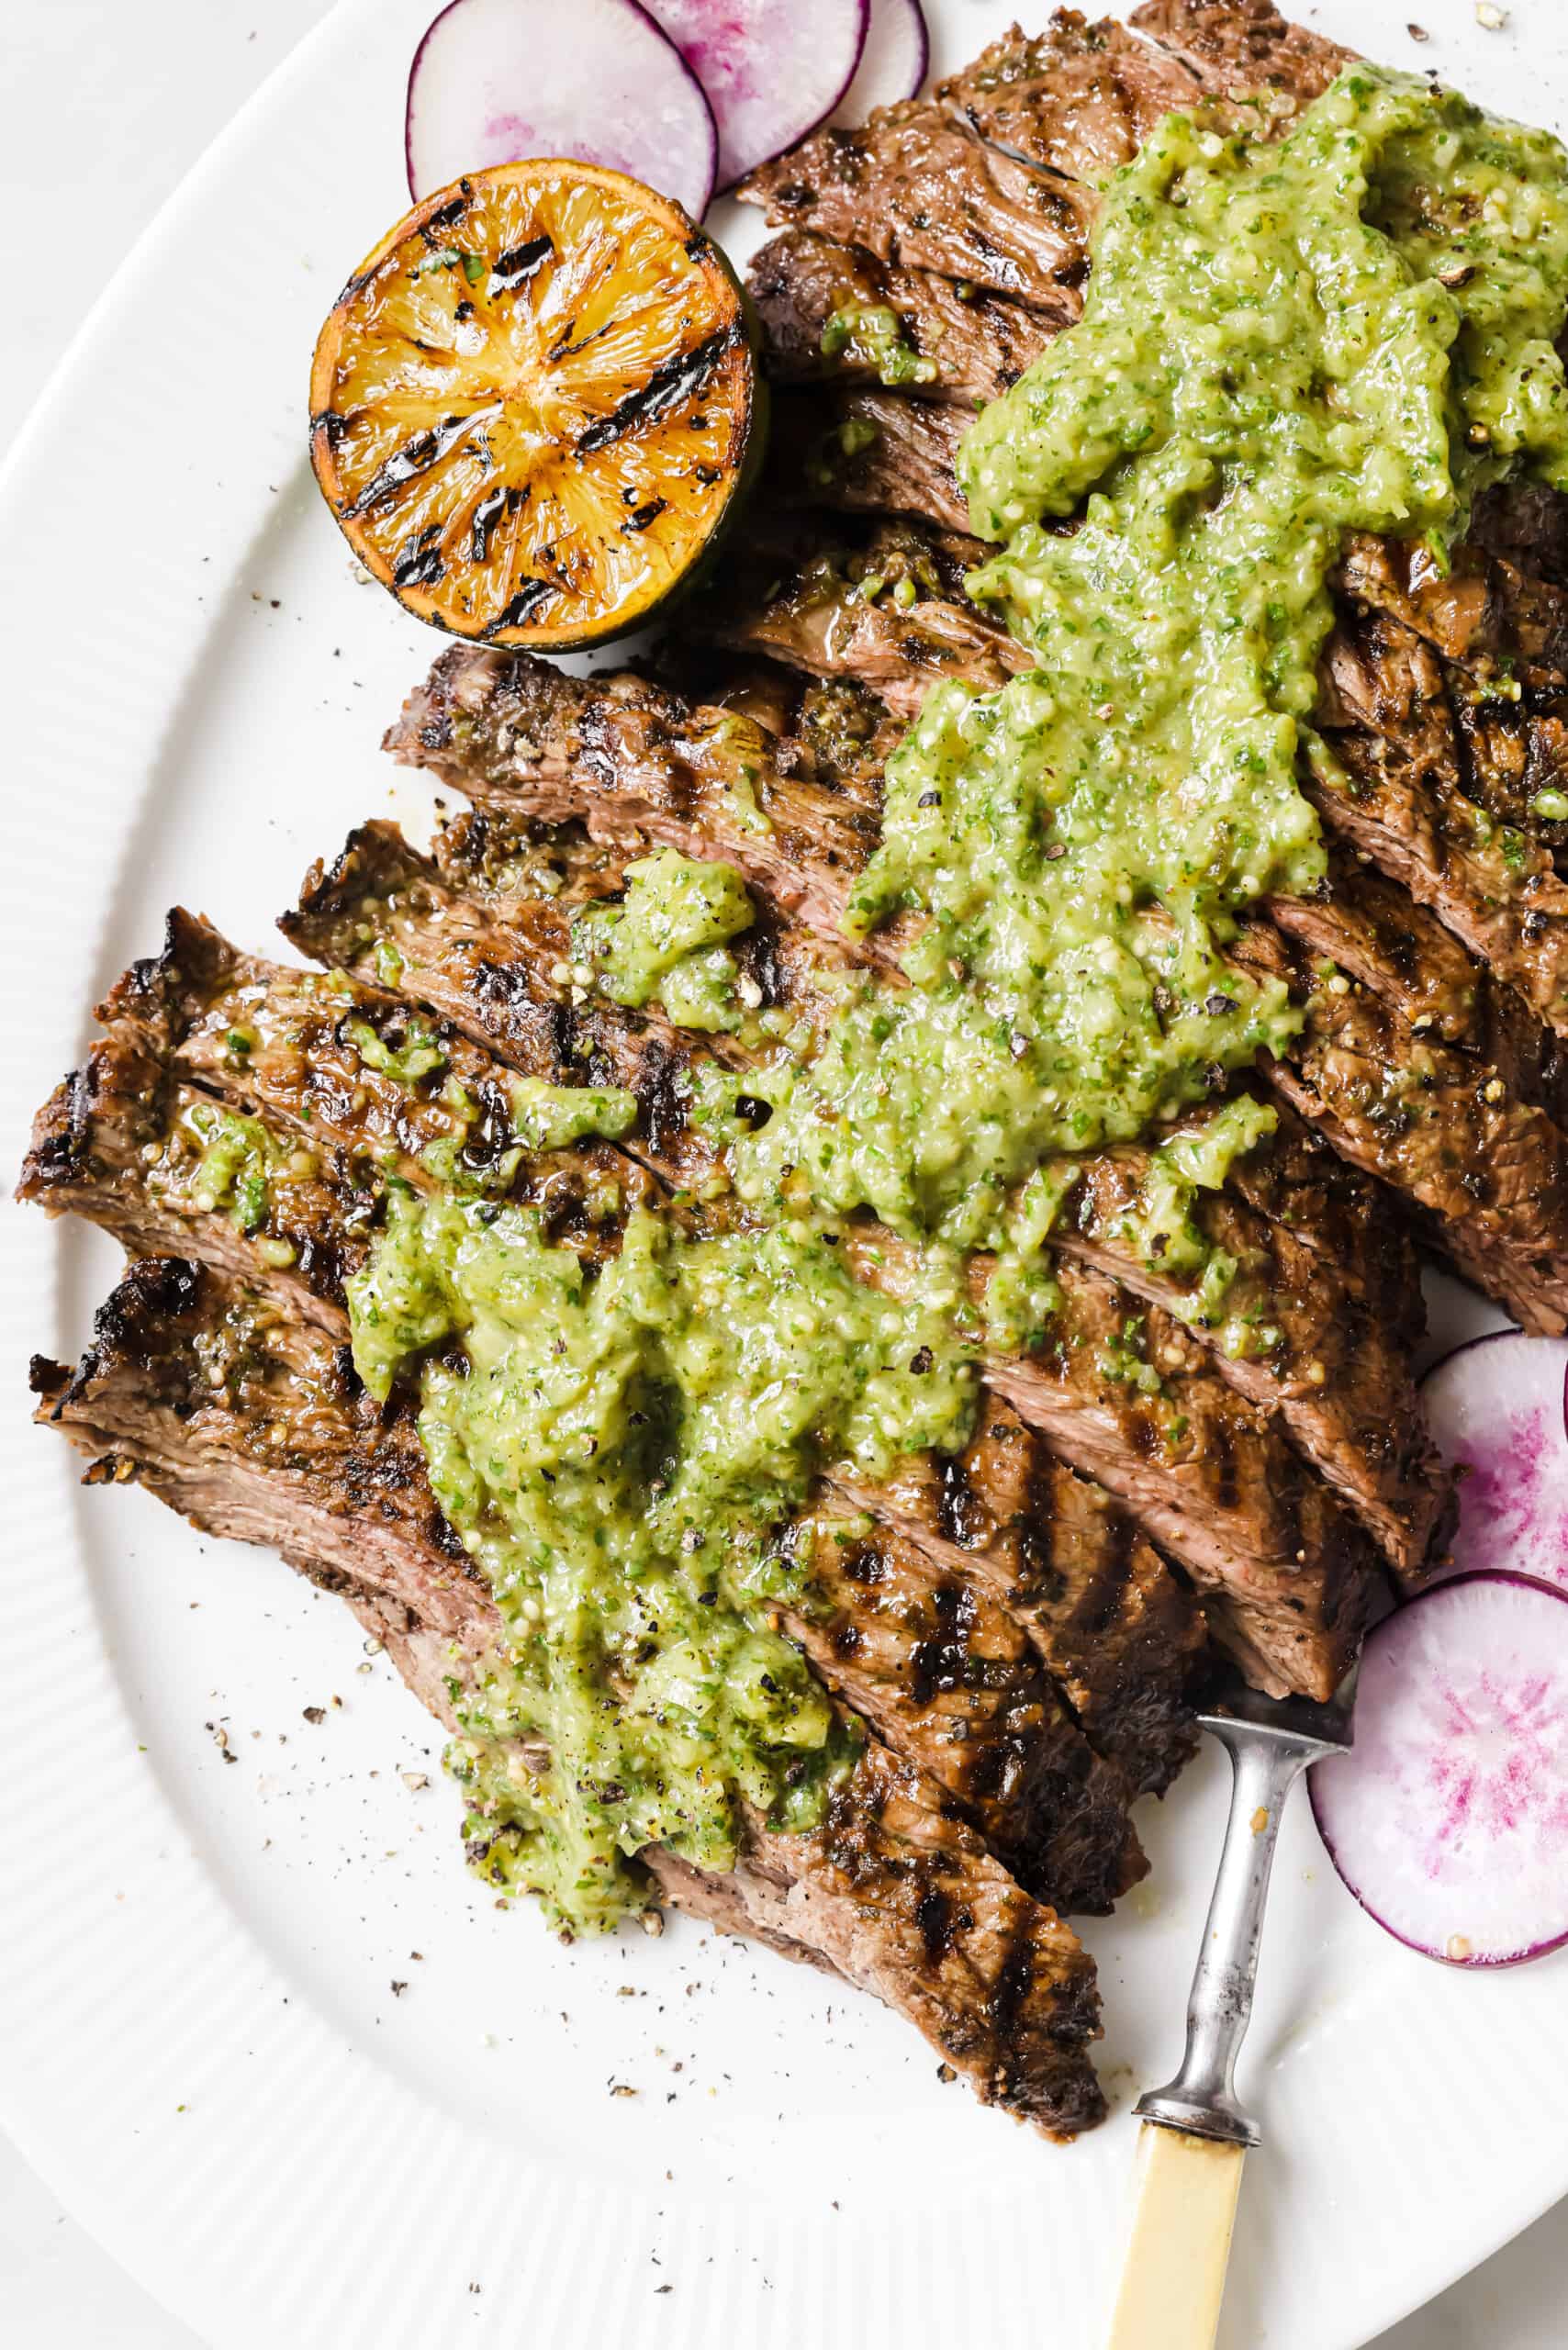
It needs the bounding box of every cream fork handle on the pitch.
[1104,2122,1247,2350]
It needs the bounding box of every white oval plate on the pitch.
[2,3,1564,2344]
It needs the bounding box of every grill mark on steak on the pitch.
[35,1257,1106,2135]
[1316,607,1568,1038]
[779,1516,1148,1907]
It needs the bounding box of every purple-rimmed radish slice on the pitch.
[834,0,929,119]
[1311,1572,1568,1966]
[646,0,869,190]
[1422,1332,1568,1594]
[407,0,719,219]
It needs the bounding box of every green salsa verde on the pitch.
[349,1191,974,1928]
[348,64,1568,1933]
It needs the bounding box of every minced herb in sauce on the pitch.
[572,845,756,1033]
[349,65,1568,1931]
[821,300,939,387]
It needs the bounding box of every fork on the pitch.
[1103,1667,1358,2350]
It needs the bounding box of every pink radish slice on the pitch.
[1310,1572,1568,1966]
[834,0,929,118]
[645,0,869,190]
[407,0,719,218]
[1422,1332,1568,1595]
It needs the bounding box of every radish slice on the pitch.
[645,0,869,190]
[834,0,929,119]
[407,0,720,219]
[1422,1332,1568,1595]
[1310,1572,1568,1966]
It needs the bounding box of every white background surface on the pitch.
[1,4,1565,2343]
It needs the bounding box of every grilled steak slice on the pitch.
[33,1259,1105,2133]
[1129,0,1349,107]
[848,1406,1206,1795]
[938,11,1206,179]
[28,954,1160,1891]
[1316,608,1568,1040]
[775,389,974,532]
[390,649,881,939]
[31,1024,1201,1799]
[284,816,1386,1695]
[31,1258,491,1645]
[681,513,1027,712]
[647,1730,1104,2138]
[65,895,1204,1784]
[778,387,974,533]
[1229,919,1568,1331]
[736,98,1100,312]
[1268,857,1568,1131]
[748,231,1058,403]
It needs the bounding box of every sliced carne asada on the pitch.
[386,646,1445,1578]
[775,390,974,533]
[33,982,1203,1791]
[937,12,1207,181]
[691,538,1568,1320]
[282,813,1389,1695]
[1228,918,1568,1332]
[1315,607,1568,1039]
[284,818,1209,1781]
[1129,0,1350,111]
[31,1257,494,1646]
[29,921,1177,1864]
[32,1259,1105,2134]
[30,1149,1147,1917]
[64,896,1211,1762]
[748,231,1059,403]
[678,512,1027,712]
[736,98,1101,312]
[1267,856,1568,1131]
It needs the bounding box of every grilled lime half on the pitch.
[309,160,765,650]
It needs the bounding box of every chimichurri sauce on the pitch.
[349,66,1568,1932]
